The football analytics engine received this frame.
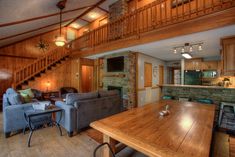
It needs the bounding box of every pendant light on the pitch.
[55,1,66,47]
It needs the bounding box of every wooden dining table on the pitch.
[90,100,216,157]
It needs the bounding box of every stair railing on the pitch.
[12,46,70,88]
[70,0,235,51]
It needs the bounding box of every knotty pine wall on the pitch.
[0,27,78,95]
[27,58,80,92]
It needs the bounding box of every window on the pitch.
[144,62,152,87]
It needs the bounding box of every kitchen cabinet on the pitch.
[185,59,202,70]
[201,61,218,70]
[185,59,218,71]
[221,36,235,76]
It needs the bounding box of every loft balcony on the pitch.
[69,0,235,57]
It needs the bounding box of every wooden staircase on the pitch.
[12,47,70,89]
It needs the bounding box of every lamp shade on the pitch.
[55,36,66,47]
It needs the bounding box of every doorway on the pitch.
[81,65,94,93]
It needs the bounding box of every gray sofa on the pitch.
[55,90,122,137]
[2,88,50,138]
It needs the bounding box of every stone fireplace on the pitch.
[100,51,136,109]
[108,86,123,98]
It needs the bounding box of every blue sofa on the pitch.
[55,90,123,137]
[2,88,50,138]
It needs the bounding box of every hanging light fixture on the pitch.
[172,42,203,59]
[55,0,67,47]
[198,44,203,51]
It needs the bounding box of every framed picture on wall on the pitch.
[172,0,193,8]
[153,66,158,78]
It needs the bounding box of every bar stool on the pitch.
[218,102,235,127]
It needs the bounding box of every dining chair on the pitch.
[93,142,115,157]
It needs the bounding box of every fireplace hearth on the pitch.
[108,86,123,98]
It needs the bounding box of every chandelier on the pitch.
[55,0,67,47]
[173,42,203,59]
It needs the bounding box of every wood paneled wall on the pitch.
[77,15,108,37]
[26,58,80,92]
[0,27,78,95]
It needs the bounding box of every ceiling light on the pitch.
[89,13,98,19]
[55,36,66,47]
[182,53,192,59]
[70,23,80,29]
[173,48,177,54]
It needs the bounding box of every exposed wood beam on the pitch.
[81,18,91,23]
[66,0,107,27]
[0,5,92,28]
[0,54,37,60]
[97,6,109,13]
[0,18,73,41]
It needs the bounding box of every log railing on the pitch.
[70,0,235,51]
[12,47,70,88]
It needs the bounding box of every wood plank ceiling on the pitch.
[0,0,117,48]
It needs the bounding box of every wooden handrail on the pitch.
[70,0,235,51]
[12,46,70,88]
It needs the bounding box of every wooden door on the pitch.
[144,62,152,87]
[222,37,235,75]
[159,65,164,85]
[81,65,94,92]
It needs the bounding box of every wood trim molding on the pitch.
[138,86,160,91]
[0,54,37,60]
[66,0,107,27]
[0,5,92,28]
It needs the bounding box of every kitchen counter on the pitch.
[161,84,235,90]
[161,84,235,105]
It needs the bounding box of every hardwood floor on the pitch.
[0,112,230,157]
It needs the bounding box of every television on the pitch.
[107,56,124,72]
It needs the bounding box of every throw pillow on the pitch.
[18,88,35,103]
[19,92,32,103]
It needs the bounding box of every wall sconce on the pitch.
[46,81,51,92]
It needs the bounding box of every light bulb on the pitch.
[181,48,185,53]
[198,45,202,51]
[173,48,177,54]
[189,46,193,52]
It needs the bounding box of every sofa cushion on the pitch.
[18,88,35,103]
[66,92,98,106]
[8,93,22,105]
[99,90,119,97]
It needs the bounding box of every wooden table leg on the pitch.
[103,134,116,157]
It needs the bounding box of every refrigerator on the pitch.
[184,70,202,85]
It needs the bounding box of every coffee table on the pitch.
[24,107,63,147]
